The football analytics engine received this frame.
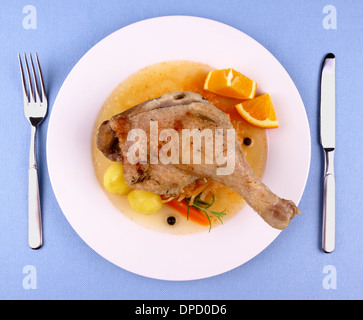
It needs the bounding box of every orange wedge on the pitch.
[204,68,257,99]
[235,94,279,128]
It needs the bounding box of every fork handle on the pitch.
[28,125,42,249]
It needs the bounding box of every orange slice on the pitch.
[235,94,279,128]
[204,68,257,99]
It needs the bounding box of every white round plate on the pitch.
[47,16,310,281]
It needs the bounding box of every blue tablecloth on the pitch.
[1,0,362,300]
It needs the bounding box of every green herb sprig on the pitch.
[185,192,227,232]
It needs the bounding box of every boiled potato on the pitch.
[127,190,163,215]
[103,163,131,195]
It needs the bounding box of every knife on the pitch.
[320,53,335,253]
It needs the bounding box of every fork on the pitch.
[18,53,48,249]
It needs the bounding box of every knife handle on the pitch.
[322,149,335,253]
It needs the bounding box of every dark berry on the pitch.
[243,137,252,146]
[167,216,176,226]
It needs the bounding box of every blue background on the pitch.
[0,0,362,300]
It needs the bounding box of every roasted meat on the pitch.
[97,91,300,230]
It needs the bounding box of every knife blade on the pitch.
[320,53,335,253]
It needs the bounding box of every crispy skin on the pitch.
[97,91,300,230]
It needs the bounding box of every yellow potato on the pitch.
[127,190,163,215]
[103,163,131,195]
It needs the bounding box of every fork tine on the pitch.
[34,53,47,102]
[23,53,35,103]
[18,54,29,103]
[29,54,41,103]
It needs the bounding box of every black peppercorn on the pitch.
[243,137,252,146]
[167,216,176,225]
